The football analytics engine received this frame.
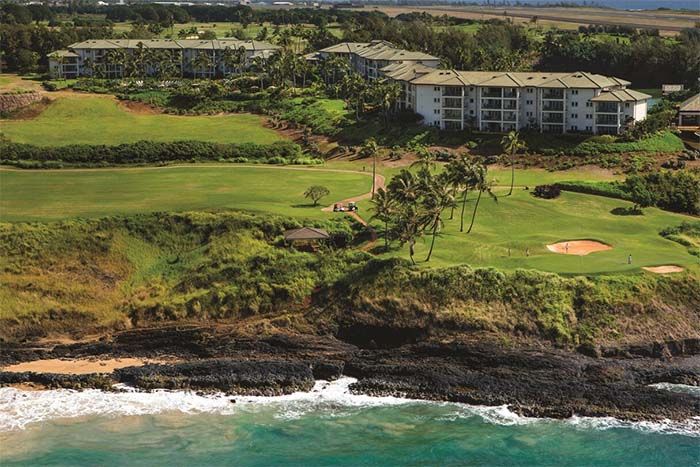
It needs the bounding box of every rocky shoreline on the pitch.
[1,326,698,422]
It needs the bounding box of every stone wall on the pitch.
[0,92,45,113]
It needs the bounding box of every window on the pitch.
[526,100,533,105]
[586,102,592,107]
[571,113,578,118]
[585,114,592,119]
[571,90,579,95]
[470,110,474,115]
[571,101,578,107]
[434,98,440,103]
[434,86,440,92]
[625,103,630,108]
[586,126,592,131]
[571,125,578,130]
[470,98,474,103]
[469,87,474,91]
[434,109,440,114]
[527,88,533,93]
[526,111,533,117]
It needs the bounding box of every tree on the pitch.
[410,145,436,172]
[501,130,526,196]
[624,176,657,213]
[341,72,368,120]
[369,79,401,127]
[466,164,497,234]
[422,174,456,262]
[304,185,330,206]
[359,138,379,198]
[445,155,478,232]
[192,51,213,78]
[370,188,395,249]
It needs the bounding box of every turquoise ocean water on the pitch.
[1,379,698,466]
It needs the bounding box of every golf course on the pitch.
[1,163,696,275]
[1,95,283,146]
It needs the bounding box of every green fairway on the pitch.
[0,96,283,146]
[0,166,371,222]
[376,188,697,274]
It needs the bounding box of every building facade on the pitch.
[383,65,650,135]
[48,39,280,79]
[310,40,440,80]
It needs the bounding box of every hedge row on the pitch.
[0,140,316,167]
[554,180,631,201]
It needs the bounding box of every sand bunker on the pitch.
[642,265,685,274]
[1,358,162,375]
[546,240,612,256]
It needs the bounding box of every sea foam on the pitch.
[1,378,698,437]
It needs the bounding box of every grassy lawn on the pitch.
[371,188,698,274]
[0,96,283,146]
[0,165,370,222]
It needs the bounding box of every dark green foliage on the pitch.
[0,140,314,168]
[533,185,561,199]
[660,222,700,257]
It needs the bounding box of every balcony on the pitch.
[503,88,517,98]
[542,101,564,111]
[503,99,517,110]
[443,97,462,109]
[542,113,564,124]
[542,89,564,100]
[482,99,502,110]
[481,111,502,121]
[595,103,619,114]
[596,115,618,125]
[442,86,462,97]
[542,124,564,133]
[481,88,502,98]
[503,111,517,122]
[443,109,462,120]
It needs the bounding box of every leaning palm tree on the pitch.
[410,145,436,172]
[370,188,396,249]
[501,130,527,197]
[395,204,423,265]
[422,178,456,262]
[359,138,379,198]
[466,164,498,234]
[445,155,478,231]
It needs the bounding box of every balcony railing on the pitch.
[481,111,502,121]
[442,86,462,97]
[503,99,517,110]
[542,114,564,123]
[596,115,618,125]
[542,89,564,100]
[595,103,619,113]
[481,88,502,98]
[443,97,462,109]
[503,88,517,98]
[443,109,462,120]
[482,99,502,110]
[503,111,517,122]
[542,101,564,111]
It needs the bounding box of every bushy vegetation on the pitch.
[556,170,700,215]
[533,185,561,199]
[660,222,700,257]
[533,131,684,158]
[2,210,698,345]
[0,140,316,168]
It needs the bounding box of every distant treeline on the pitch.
[1,2,699,87]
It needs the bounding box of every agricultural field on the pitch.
[0,95,283,146]
[110,21,344,40]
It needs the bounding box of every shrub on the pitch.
[0,140,318,168]
[533,184,561,199]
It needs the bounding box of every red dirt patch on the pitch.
[546,240,612,256]
[119,99,160,115]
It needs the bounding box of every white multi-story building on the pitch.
[310,40,440,80]
[48,39,280,79]
[383,65,650,135]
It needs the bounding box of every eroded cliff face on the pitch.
[0,92,44,114]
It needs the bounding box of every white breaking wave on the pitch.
[0,377,698,437]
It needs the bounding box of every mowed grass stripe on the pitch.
[0,96,283,146]
[0,166,371,222]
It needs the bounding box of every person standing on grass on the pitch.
[565,242,569,254]
[628,254,632,265]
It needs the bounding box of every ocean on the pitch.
[468,0,700,10]
[1,378,698,466]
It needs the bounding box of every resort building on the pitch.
[677,93,700,129]
[382,64,650,134]
[308,40,440,80]
[48,39,280,79]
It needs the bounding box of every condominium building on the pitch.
[48,39,280,79]
[309,40,440,80]
[383,65,650,135]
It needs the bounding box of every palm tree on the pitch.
[467,164,497,234]
[370,188,395,249]
[410,145,436,172]
[445,155,478,231]
[387,169,420,205]
[422,177,456,262]
[395,204,423,265]
[192,51,213,78]
[251,55,268,89]
[49,52,65,79]
[501,130,527,196]
[341,73,368,120]
[371,79,402,127]
[359,138,379,198]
